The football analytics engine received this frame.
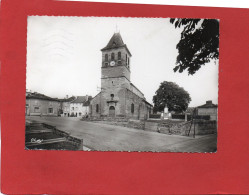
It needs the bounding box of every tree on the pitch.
[170,19,219,75]
[153,81,191,113]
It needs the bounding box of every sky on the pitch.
[26,16,219,107]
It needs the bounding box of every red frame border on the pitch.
[1,0,249,194]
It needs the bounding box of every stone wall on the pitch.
[125,89,143,120]
[145,120,217,136]
[127,119,145,129]
[90,88,150,120]
[157,121,191,135]
[193,120,217,135]
[101,66,130,81]
[90,93,101,117]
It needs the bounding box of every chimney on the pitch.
[66,95,68,99]
[86,95,88,101]
[206,100,212,105]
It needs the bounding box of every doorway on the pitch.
[109,106,115,117]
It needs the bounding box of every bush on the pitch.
[193,115,210,120]
[172,114,185,120]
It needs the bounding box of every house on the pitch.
[70,96,92,117]
[26,92,61,116]
[197,100,218,121]
[60,96,76,117]
[90,32,153,120]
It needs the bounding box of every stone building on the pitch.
[197,100,218,121]
[70,96,92,117]
[90,32,152,119]
[26,92,61,116]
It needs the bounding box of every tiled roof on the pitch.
[71,96,92,105]
[60,96,75,102]
[26,92,59,101]
[130,83,144,97]
[198,101,218,108]
[101,33,125,50]
[101,32,132,56]
[71,96,87,103]
[143,99,153,107]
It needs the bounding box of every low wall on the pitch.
[193,120,217,135]
[127,119,145,130]
[83,116,128,122]
[145,120,217,136]
[157,121,191,135]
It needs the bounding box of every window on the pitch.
[72,107,74,110]
[104,62,108,67]
[111,53,115,60]
[111,94,114,100]
[34,107,39,112]
[126,54,127,63]
[128,57,130,65]
[96,104,99,113]
[48,108,53,113]
[105,54,108,61]
[35,100,38,105]
[131,103,134,114]
[118,52,121,60]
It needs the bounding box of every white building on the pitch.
[70,96,92,117]
[61,96,75,117]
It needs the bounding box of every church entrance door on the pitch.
[109,106,115,117]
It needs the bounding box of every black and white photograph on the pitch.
[25,16,219,152]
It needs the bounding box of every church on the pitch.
[90,32,153,120]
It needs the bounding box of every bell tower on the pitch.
[100,32,132,84]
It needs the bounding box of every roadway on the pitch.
[26,116,217,152]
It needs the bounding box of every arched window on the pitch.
[105,54,108,61]
[96,104,99,113]
[118,52,121,60]
[131,103,134,114]
[111,53,115,60]
[110,94,114,100]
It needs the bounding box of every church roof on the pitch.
[101,32,131,56]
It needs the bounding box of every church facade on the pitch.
[90,32,152,120]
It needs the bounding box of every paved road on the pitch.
[26,116,217,152]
